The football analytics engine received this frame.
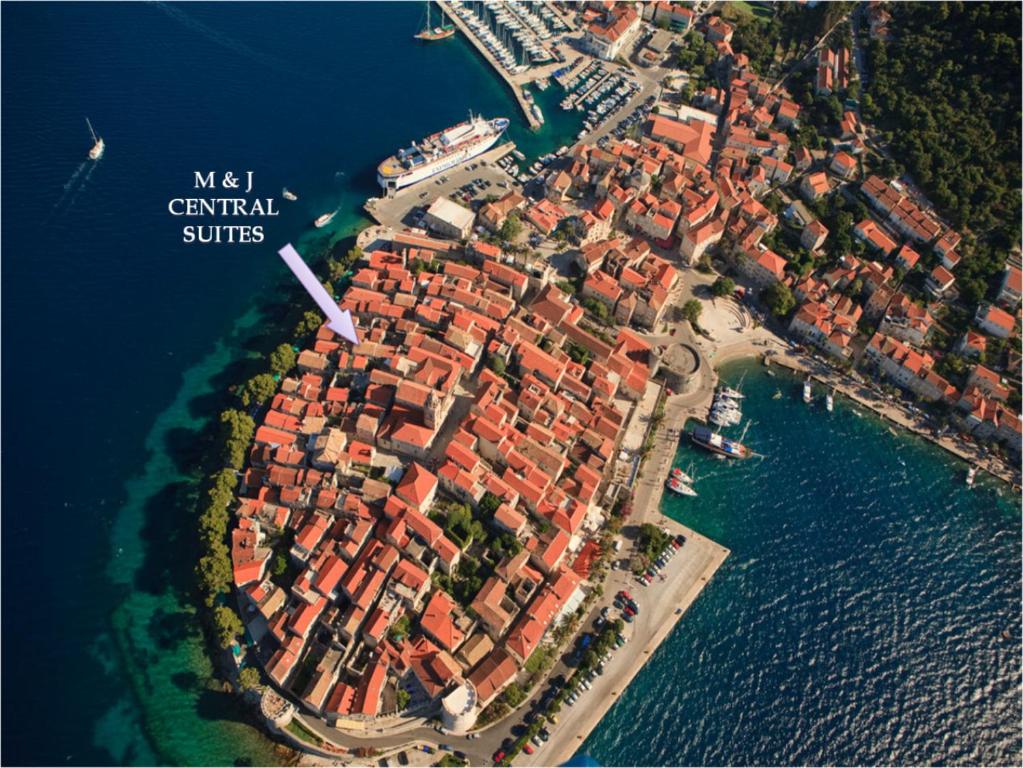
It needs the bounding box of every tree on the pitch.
[239,373,277,407]
[681,299,702,326]
[269,343,296,377]
[396,688,411,711]
[271,551,288,577]
[219,409,255,469]
[479,492,502,517]
[499,213,523,242]
[711,277,736,298]
[212,605,244,649]
[196,542,232,605]
[238,667,262,691]
[762,281,796,318]
[500,682,525,708]
[389,614,412,642]
[293,310,323,338]
[486,354,506,375]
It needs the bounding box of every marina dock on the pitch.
[438,1,542,130]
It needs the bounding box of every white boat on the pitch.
[282,188,298,201]
[86,117,104,160]
[671,466,694,485]
[314,210,336,228]
[802,378,812,404]
[666,476,697,497]
[719,385,744,400]
[377,112,509,195]
[825,391,834,412]
[966,466,977,487]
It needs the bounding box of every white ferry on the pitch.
[376,112,509,195]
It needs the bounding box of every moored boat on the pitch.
[802,377,812,404]
[689,425,752,460]
[414,2,455,41]
[671,466,693,484]
[826,391,834,412]
[966,466,977,487]
[666,476,697,496]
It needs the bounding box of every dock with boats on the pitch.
[438,1,543,129]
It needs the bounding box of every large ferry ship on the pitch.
[377,113,509,195]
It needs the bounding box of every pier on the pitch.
[438,1,542,130]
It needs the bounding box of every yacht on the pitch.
[86,117,104,160]
[314,210,336,228]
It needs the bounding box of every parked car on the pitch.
[523,744,534,755]
[493,751,506,763]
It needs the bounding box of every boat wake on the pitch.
[48,160,98,222]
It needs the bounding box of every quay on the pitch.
[438,1,542,130]
[767,351,1021,486]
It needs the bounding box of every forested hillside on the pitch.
[865,2,1021,270]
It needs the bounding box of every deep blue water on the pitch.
[1,3,580,765]
[581,361,1021,766]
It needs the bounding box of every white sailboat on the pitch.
[86,117,104,160]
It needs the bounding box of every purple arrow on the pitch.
[277,243,360,345]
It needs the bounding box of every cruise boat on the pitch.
[314,210,335,228]
[86,117,104,160]
[689,425,752,460]
[414,2,455,41]
[282,188,298,201]
[666,476,697,497]
[802,378,813,404]
[377,113,509,194]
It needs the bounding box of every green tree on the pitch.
[762,281,796,318]
[487,354,507,375]
[213,605,244,649]
[499,213,523,242]
[681,299,702,326]
[219,409,255,469]
[500,682,525,708]
[238,667,262,691]
[271,551,288,577]
[239,373,278,407]
[269,343,297,377]
[479,492,502,517]
[396,688,411,711]
[293,310,323,338]
[196,542,232,605]
[711,277,736,298]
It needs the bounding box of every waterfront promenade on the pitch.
[524,523,729,766]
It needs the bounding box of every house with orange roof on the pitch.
[853,219,897,256]
[954,330,988,360]
[419,589,466,652]
[679,214,724,265]
[581,270,624,310]
[925,265,955,297]
[583,3,641,60]
[997,265,1022,307]
[739,247,787,289]
[352,660,388,717]
[800,171,830,201]
[395,462,438,511]
[975,303,1016,339]
[865,333,954,403]
[470,576,514,639]
[801,219,829,252]
[878,292,933,346]
[466,648,517,707]
[829,150,857,179]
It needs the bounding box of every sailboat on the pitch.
[415,2,455,41]
[86,117,104,160]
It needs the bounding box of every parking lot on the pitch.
[365,143,518,231]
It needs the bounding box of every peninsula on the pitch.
[200,3,1021,767]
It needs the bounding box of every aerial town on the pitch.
[224,1,1020,765]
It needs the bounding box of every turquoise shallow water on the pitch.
[580,360,1021,766]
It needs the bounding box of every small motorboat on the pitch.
[826,391,834,413]
[282,188,298,201]
[314,210,336,228]
[802,378,812,404]
[966,466,977,488]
